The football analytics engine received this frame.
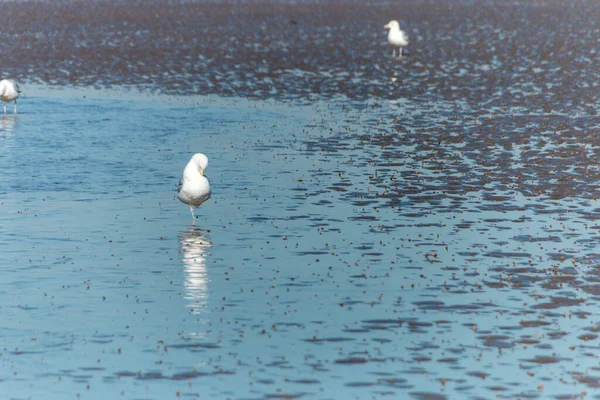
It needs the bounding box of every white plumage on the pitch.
[178,153,211,224]
[0,79,21,114]
[384,20,409,59]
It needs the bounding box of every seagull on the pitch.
[178,153,211,225]
[0,79,21,114]
[384,20,409,59]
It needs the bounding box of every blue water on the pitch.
[1,86,599,400]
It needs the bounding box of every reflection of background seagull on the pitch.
[178,153,211,225]
[384,20,409,59]
[179,228,212,316]
[0,79,21,114]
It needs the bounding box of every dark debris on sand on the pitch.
[0,0,599,109]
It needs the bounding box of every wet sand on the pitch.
[2,0,599,103]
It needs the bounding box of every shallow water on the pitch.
[2,0,600,399]
[1,86,600,400]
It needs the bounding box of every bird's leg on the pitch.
[397,48,403,59]
[3,103,5,115]
[189,206,196,225]
[392,48,396,58]
[13,100,17,114]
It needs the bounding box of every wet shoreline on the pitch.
[1,0,598,105]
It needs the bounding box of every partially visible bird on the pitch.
[0,79,21,114]
[384,20,409,59]
[178,153,211,225]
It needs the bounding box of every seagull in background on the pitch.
[0,79,21,114]
[384,20,409,59]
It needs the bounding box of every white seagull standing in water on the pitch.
[384,20,409,59]
[0,79,21,114]
[178,153,211,225]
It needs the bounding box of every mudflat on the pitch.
[2,0,597,103]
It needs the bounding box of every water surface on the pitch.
[1,0,600,399]
[1,86,599,400]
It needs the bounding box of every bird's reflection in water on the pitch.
[179,228,212,320]
[0,115,17,134]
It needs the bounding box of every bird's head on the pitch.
[384,20,400,30]
[191,153,209,176]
